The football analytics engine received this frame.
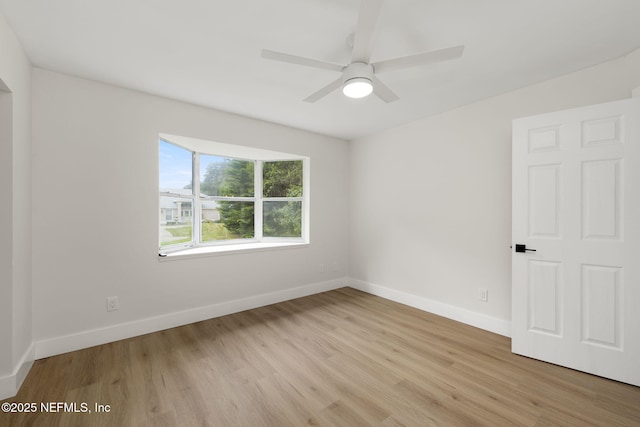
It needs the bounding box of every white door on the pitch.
[512,97,640,387]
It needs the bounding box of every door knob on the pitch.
[515,244,536,253]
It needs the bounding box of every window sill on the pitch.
[158,241,309,261]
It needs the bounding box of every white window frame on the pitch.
[159,134,309,257]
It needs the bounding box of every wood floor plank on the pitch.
[2,287,640,426]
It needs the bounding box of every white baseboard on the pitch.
[348,278,511,337]
[35,278,347,360]
[0,343,35,400]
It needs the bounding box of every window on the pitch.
[263,161,303,237]
[159,134,308,254]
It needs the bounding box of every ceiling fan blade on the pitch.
[372,76,399,103]
[303,78,343,103]
[262,49,344,72]
[372,45,465,74]
[351,0,383,63]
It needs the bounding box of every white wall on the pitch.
[31,68,349,356]
[349,49,640,334]
[0,13,33,398]
[0,82,12,379]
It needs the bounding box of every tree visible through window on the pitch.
[159,139,306,252]
[263,161,303,237]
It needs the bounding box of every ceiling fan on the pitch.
[262,0,464,103]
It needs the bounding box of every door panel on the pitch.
[581,115,623,147]
[581,159,622,240]
[528,164,561,238]
[528,260,562,336]
[581,264,621,349]
[512,97,640,387]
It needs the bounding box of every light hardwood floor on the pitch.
[2,287,639,426]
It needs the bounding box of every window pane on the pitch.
[263,161,303,197]
[159,140,193,192]
[213,201,255,239]
[160,196,193,225]
[263,201,302,237]
[160,196,193,246]
[160,139,194,248]
[200,155,254,197]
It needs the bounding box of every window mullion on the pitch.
[302,157,309,241]
[254,160,263,240]
[261,197,303,202]
[192,152,201,245]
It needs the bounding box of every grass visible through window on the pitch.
[161,221,241,246]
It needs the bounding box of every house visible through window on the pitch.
[159,134,308,254]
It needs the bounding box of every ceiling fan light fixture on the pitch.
[342,77,373,99]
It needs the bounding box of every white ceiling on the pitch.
[1,0,640,140]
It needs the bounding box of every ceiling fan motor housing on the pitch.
[342,62,374,85]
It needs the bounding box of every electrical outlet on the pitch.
[478,288,488,302]
[106,296,119,312]
[319,263,325,273]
